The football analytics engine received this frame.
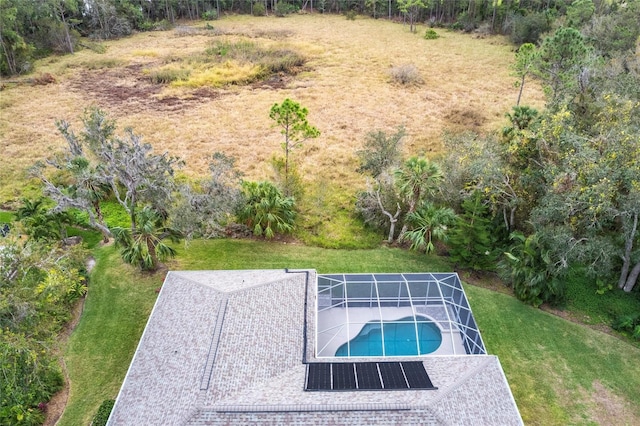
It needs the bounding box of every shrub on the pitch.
[345,10,357,20]
[389,64,423,85]
[252,3,266,16]
[275,1,297,16]
[582,1,640,55]
[92,399,115,426]
[424,29,439,40]
[498,232,567,307]
[138,20,154,31]
[612,313,640,341]
[202,10,217,20]
[237,181,296,239]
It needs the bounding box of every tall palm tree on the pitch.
[401,202,457,254]
[112,206,181,271]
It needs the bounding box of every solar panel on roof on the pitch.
[332,363,356,390]
[355,362,382,389]
[305,362,436,391]
[306,363,331,390]
[401,361,436,389]
[378,362,409,389]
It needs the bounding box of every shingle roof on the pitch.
[108,269,523,425]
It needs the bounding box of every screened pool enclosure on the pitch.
[316,273,486,358]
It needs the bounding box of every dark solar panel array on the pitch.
[305,361,437,391]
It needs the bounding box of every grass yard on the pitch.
[469,286,640,425]
[59,247,163,426]
[60,240,640,426]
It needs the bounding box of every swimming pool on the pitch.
[335,316,442,357]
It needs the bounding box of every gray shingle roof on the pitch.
[108,269,523,425]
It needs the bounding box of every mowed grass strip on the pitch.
[60,240,640,425]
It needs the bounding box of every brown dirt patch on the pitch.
[444,107,488,131]
[64,64,223,113]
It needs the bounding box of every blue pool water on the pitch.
[335,316,442,357]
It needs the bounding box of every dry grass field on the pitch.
[0,14,544,241]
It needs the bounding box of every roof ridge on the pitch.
[224,270,308,295]
[171,269,310,294]
[427,356,496,407]
[169,271,220,289]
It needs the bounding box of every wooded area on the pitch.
[3,0,639,76]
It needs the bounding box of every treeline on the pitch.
[2,0,638,76]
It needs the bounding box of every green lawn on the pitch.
[174,238,451,272]
[469,285,640,425]
[59,247,163,426]
[0,210,14,223]
[60,239,640,425]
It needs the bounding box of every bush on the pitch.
[389,64,423,85]
[237,181,296,239]
[345,10,357,20]
[202,10,217,20]
[498,232,567,307]
[138,20,154,31]
[252,3,266,16]
[275,1,297,16]
[92,399,115,426]
[583,1,640,55]
[424,29,439,40]
[0,335,63,426]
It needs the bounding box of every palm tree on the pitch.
[498,232,566,307]
[395,157,444,238]
[237,181,296,239]
[112,206,181,271]
[401,202,457,254]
